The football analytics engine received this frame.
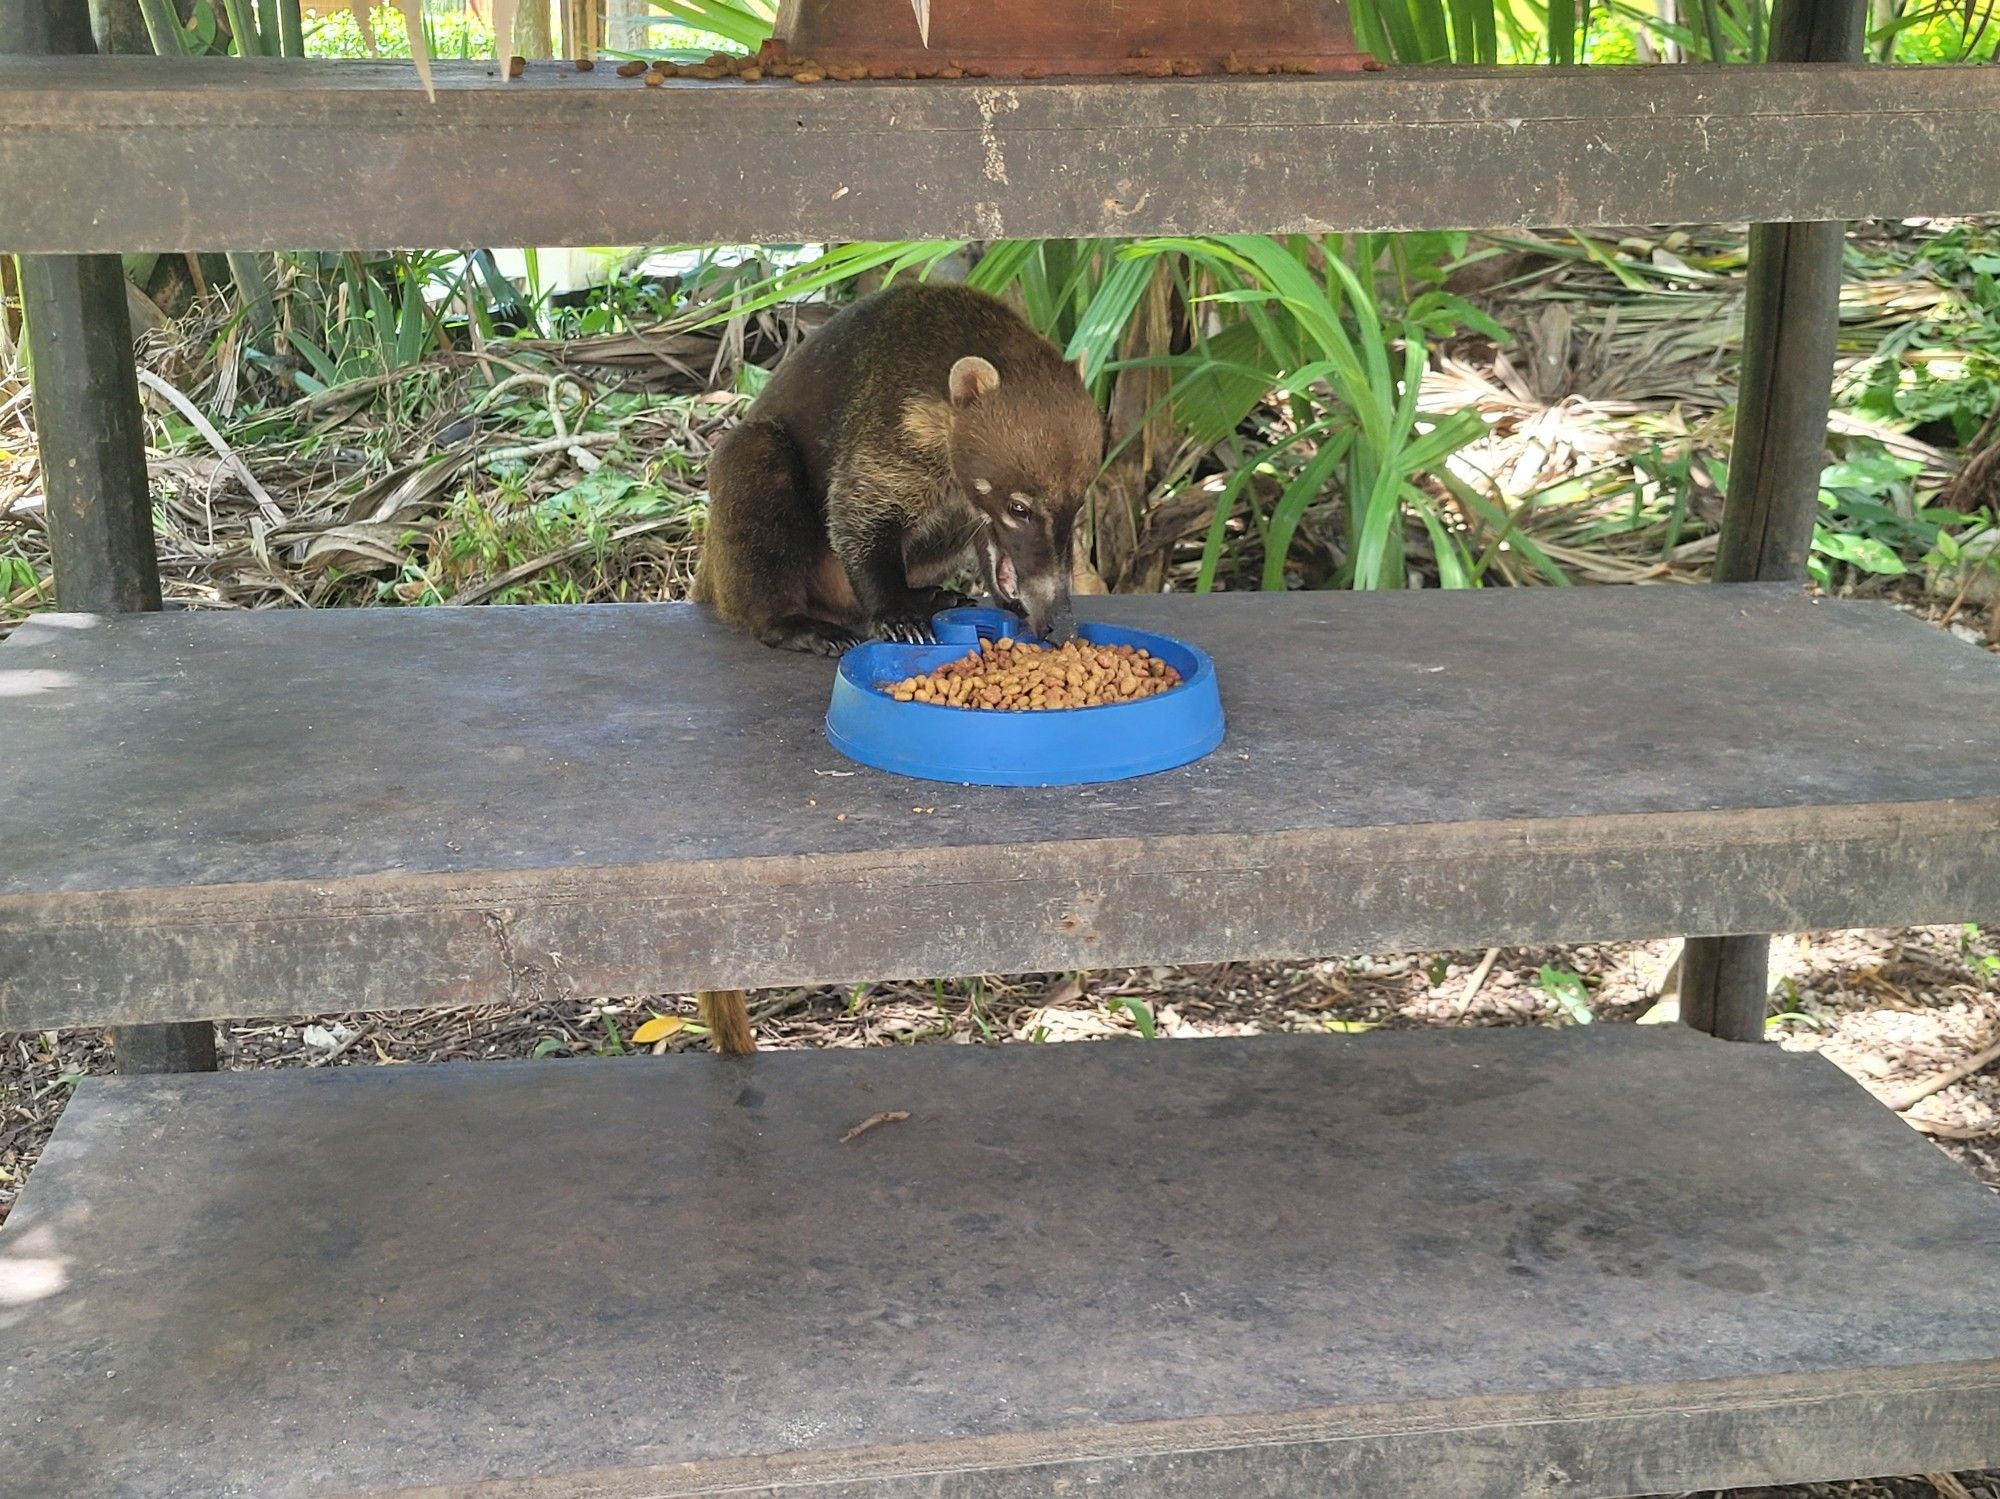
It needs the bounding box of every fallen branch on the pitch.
[1882,1032,2000,1114]
[135,368,287,528]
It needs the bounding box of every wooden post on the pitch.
[6,0,219,1074]
[1681,0,1865,1044]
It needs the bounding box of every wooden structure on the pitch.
[766,0,1376,75]
[3,59,1998,250]
[5,0,2000,1491]
[8,1031,2000,1496]
[5,585,2000,1029]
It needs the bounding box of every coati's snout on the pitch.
[946,354,1101,643]
[979,520,1074,643]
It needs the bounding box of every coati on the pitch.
[691,281,1104,655]
[689,283,1105,1056]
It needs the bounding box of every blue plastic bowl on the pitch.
[825,607,1225,786]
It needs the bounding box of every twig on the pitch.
[1454,947,1501,1021]
[308,1026,370,1068]
[1907,1117,2000,1142]
[840,1110,910,1144]
[474,430,616,467]
[134,368,287,527]
[1882,1033,2000,1114]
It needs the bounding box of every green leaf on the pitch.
[651,0,773,49]
[1106,998,1158,1039]
[1064,254,1158,385]
[1812,529,1908,575]
[1537,965,1595,1025]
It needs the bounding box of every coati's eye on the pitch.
[1008,498,1034,520]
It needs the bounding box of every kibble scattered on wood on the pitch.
[573,57,594,71]
[882,636,1181,711]
[615,59,647,76]
[507,54,527,77]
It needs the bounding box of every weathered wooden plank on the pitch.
[0,58,1997,252]
[5,1029,2000,1496]
[3,587,1999,1030]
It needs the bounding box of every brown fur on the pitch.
[694,282,1103,653]
[697,990,756,1055]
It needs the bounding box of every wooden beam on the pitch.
[0,58,1996,252]
[8,0,219,1075]
[1682,0,1866,1045]
[5,589,2000,1032]
[15,255,162,615]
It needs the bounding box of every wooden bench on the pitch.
[3,586,1999,1030]
[6,1029,2000,1497]
[4,6,2000,1494]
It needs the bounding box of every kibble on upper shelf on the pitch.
[882,636,1181,711]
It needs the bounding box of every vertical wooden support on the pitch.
[6,0,219,1074]
[1681,0,1865,1043]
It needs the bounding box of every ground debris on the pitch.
[839,1109,910,1143]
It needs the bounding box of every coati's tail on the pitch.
[697,990,756,1054]
[686,519,715,604]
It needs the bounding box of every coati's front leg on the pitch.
[700,418,865,657]
[829,481,971,644]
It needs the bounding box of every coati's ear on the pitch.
[949,356,1001,408]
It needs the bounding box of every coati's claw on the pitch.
[768,623,860,656]
[875,616,937,645]
[807,630,861,657]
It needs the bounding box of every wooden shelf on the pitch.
[4,1028,1999,1496]
[0,58,1996,252]
[3,586,1998,1030]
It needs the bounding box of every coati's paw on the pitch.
[765,621,861,656]
[803,628,863,657]
[869,589,971,645]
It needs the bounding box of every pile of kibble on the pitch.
[603,50,993,84]
[882,636,1181,711]
[524,47,1367,86]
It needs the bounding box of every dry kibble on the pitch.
[616,60,647,76]
[574,57,595,71]
[881,637,1182,712]
[507,54,527,77]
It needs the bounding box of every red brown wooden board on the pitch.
[772,0,1375,76]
